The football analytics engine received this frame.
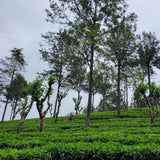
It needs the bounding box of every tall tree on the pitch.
[107,12,137,115]
[0,48,26,122]
[8,74,27,120]
[66,54,87,115]
[40,30,70,118]
[137,32,160,97]
[46,0,127,127]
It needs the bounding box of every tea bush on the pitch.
[1,108,160,159]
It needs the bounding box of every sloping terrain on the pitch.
[0,108,160,159]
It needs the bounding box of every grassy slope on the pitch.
[1,108,160,159]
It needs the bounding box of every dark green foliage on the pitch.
[1,108,160,159]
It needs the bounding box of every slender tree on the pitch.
[54,90,67,123]
[107,12,137,115]
[40,30,70,118]
[66,54,87,115]
[8,74,27,120]
[0,48,26,122]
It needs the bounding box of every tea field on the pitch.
[1,108,160,159]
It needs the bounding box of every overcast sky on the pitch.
[1,0,160,121]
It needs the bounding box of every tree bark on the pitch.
[12,100,18,120]
[150,114,155,123]
[10,106,13,120]
[2,71,15,122]
[17,116,25,133]
[143,94,159,124]
[86,43,94,127]
[117,61,121,115]
[55,99,61,123]
[147,64,151,99]
[125,76,128,110]
[39,117,45,132]
[92,93,95,112]
[53,79,61,118]
[75,90,80,116]
[1,99,9,123]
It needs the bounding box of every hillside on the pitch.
[1,108,160,160]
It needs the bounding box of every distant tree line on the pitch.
[1,0,160,131]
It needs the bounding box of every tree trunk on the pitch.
[125,76,128,110]
[147,64,151,99]
[86,43,94,127]
[150,113,155,123]
[117,62,121,115]
[102,93,105,111]
[17,116,25,133]
[75,90,80,116]
[55,99,61,123]
[156,99,159,114]
[39,117,45,132]
[12,108,20,120]
[149,101,159,124]
[12,100,18,120]
[2,71,15,122]
[10,107,13,120]
[92,93,95,113]
[143,94,157,124]
[53,79,61,118]
[1,99,9,123]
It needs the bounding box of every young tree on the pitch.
[137,32,160,97]
[138,82,160,123]
[72,96,83,115]
[131,69,146,108]
[0,48,26,122]
[17,97,34,133]
[54,90,67,123]
[107,12,137,115]
[46,0,128,127]
[27,74,57,132]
